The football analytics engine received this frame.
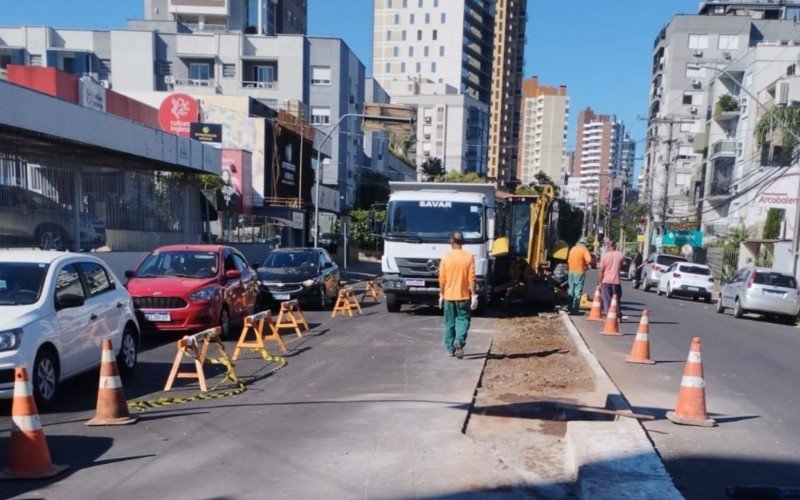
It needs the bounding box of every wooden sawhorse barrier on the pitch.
[331,287,363,318]
[232,310,287,362]
[361,279,385,304]
[274,299,310,337]
[164,327,239,392]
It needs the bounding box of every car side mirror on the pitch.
[124,270,135,279]
[56,293,85,310]
[225,270,242,280]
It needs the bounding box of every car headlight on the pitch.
[189,286,219,302]
[0,328,22,352]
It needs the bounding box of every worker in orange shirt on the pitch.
[438,231,478,359]
[567,237,593,315]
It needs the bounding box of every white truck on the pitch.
[380,182,496,313]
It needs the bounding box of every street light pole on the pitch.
[693,63,800,277]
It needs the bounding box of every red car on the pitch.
[125,245,258,337]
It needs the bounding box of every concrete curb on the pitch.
[559,312,683,499]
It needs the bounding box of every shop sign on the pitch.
[79,77,106,112]
[755,173,799,209]
[281,161,296,186]
[662,229,703,248]
[190,123,222,143]
[159,93,198,137]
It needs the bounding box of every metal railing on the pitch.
[174,78,219,88]
[710,140,737,158]
[241,80,278,90]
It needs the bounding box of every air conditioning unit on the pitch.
[689,106,698,114]
[687,134,695,143]
[777,81,790,105]
[164,75,175,85]
[99,80,111,89]
[693,49,703,57]
[423,133,431,140]
[656,86,663,96]
[723,52,732,60]
[424,116,432,124]
[692,79,702,88]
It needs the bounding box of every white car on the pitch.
[0,251,140,406]
[656,262,714,302]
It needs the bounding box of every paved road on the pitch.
[0,286,540,499]
[577,272,800,500]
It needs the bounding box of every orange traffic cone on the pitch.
[625,310,656,364]
[86,339,137,426]
[0,367,68,479]
[600,294,621,336]
[666,337,715,427]
[587,287,603,322]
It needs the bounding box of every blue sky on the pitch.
[5,0,701,168]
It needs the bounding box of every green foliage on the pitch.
[515,185,537,195]
[727,225,750,249]
[755,105,800,153]
[435,171,487,183]
[419,157,445,180]
[346,209,386,249]
[609,201,649,243]
[389,132,417,167]
[714,94,738,118]
[557,199,584,246]
[356,171,390,210]
[515,172,561,197]
[201,174,225,190]
[763,208,784,240]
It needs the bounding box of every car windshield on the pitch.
[136,251,218,278]
[657,256,686,266]
[261,251,316,269]
[679,265,711,276]
[754,272,797,289]
[386,200,484,243]
[0,263,49,305]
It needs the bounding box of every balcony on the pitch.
[713,95,740,121]
[707,159,734,200]
[709,140,737,160]
[708,179,732,198]
[241,80,277,90]
[172,78,220,94]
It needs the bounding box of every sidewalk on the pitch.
[340,258,381,285]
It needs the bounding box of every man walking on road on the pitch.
[567,238,592,314]
[599,239,624,315]
[438,231,478,359]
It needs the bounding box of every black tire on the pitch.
[643,278,651,292]
[704,296,712,304]
[36,225,68,251]
[784,315,798,326]
[716,298,726,313]
[386,292,401,313]
[219,307,231,339]
[632,279,640,289]
[733,298,744,319]
[117,324,139,375]
[692,296,699,302]
[32,348,59,408]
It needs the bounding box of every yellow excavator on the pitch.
[491,185,569,308]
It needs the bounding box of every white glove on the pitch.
[470,294,479,311]
[438,294,444,309]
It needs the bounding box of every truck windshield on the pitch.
[386,201,484,242]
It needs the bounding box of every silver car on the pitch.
[717,267,800,323]
[638,254,688,292]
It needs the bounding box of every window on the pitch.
[677,145,694,157]
[387,30,392,41]
[311,106,331,125]
[232,254,249,272]
[680,121,695,133]
[718,35,739,50]
[55,265,85,303]
[441,12,446,23]
[401,30,407,41]
[311,66,331,85]
[387,0,392,7]
[432,29,438,40]
[424,46,429,57]
[439,46,445,56]
[688,34,709,49]
[418,0,423,6]
[222,64,236,78]
[61,57,76,74]
[410,13,415,23]
[402,0,407,6]
[400,62,406,73]
[675,173,691,186]
[416,62,421,73]
[394,13,400,24]
[80,262,114,297]
[425,13,430,23]
[385,62,391,72]
[0,54,11,69]
[683,92,695,105]
[417,30,422,40]
[393,46,399,57]
[431,62,436,72]
[434,0,438,6]
[224,252,238,271]
[254,65,275,83]
[189,62,211,81]
[409,46,414,56]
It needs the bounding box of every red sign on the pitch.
[158,93,198,137]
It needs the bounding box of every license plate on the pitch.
[765,289,784,296]
[273,293,290,300]
[145,312,171,322]
[405,279,425,287]
[687,286,700,292]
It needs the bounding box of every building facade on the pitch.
[144,0,307,35]
[517,77,569,186]
[372,0,494,105]
[572,108,625,208]
[487,0,527,188]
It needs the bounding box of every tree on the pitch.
[763,208,784,240]
[435,171,487,183]
[557,199,584,246]
[355,171,390,209]
[419,157,445,181]
[389,131,417,168]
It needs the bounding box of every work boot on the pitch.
[453,341,464,360]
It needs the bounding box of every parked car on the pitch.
[656,262,714,302]
[620,255,632,278]
[638,253,688,291]
[256,247,340,309]
[0,184,106,251]
[0,251,139,406]
[717,267,800,323]
[317,233,341,255]
[125,245,258,338]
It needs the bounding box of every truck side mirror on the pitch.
[491,237,510,258]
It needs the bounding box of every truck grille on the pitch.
[133,297,188,309]
[395,257,440,277]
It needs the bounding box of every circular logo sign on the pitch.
[158,93,198,137]
[681,244,693,257]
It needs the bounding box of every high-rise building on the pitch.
[144,0,307,35]
[517,77,569,186]
[645,0,800,230]
[487,0,528,189]
[372,0,494,104]
[573,108,625,208]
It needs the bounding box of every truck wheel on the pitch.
[386,293,401,313]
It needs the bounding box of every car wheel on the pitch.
[32,348,59,408]
[784,315,798,326]
[643,280,651,292]
[36,226,67,251]
[386,292,401,313]
[733,298,744,319]
[117,324,139,375]
[219,307,231,339]
[716,298,725,313]
[704,296,712,304]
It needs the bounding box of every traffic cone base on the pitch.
[86,340,137,426]
[0,368,68,480]
[587,287,603,322]
[666,410,715,427]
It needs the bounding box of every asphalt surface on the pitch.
[0,272,541,499]
[577,272,800,500]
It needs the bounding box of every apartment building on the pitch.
[384,78,489,174]
[372,0,494,105]
[573,108,625,208]
[487,0,528,188]
[517,77,569,186]
[644,0,800,230]
[144,0,307,35]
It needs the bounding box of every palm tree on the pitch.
[419,157,444,181]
